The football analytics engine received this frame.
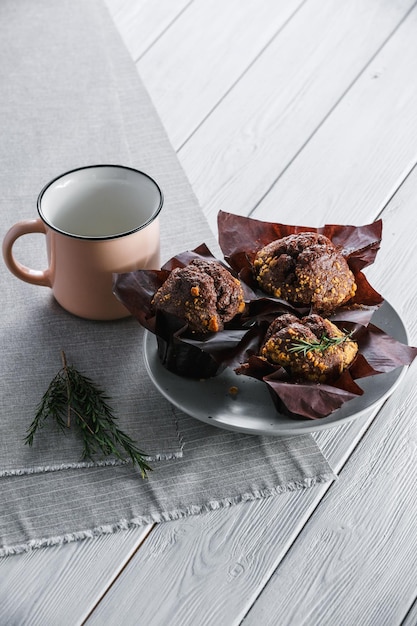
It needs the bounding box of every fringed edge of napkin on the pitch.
[0,471,335,557]
[2,412,185,476]
[0,447,185,478]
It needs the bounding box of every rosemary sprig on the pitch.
[289,329,354,357]
[25,351,152,478]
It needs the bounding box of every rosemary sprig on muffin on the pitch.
[289,329,355,356]
[258,314,358,383]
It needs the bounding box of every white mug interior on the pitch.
[37,165,163,239]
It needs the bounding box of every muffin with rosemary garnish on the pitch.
[151,258,245,335]
[253,232,357,313]
[260,313,358,383]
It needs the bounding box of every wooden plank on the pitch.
[174,0,416,235]
[0,526,153,625]
[243,373,417,626]
[84,411,380,626]
[234,162,417,626]
[0,423,376,624]
[253,2,417,228]
[0,414,370,626]
[104,0,191,62]
[135,0,307,149]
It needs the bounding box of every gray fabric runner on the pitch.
[0,0,334,556]
[0,312,184,474]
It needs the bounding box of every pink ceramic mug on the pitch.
[2,165,163,320]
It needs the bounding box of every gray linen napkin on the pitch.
[0,0,334,555]
[0,414,333,556]
[0,304,184,474]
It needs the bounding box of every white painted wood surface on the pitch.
[176,0,417,233]
[1,0,416,624]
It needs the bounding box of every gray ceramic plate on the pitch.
[143,301,409,435]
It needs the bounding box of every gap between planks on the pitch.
[80,524,156,625]
[374,159,417,223]
[401,595,417,626]
[173,0,310,153]
[133,0,194,64]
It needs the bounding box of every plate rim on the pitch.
[142,301,410,435]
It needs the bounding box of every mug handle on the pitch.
[2,219,52,287]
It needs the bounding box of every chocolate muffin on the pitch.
[253,232,356,313]
[152,258,245,334]
[260,313,358,383]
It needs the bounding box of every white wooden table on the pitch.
[1,1,417,623]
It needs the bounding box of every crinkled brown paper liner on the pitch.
[216,211,416,418]
[113,214,416,418]
[218,210,384,324]
[113,244,258,379]
[235,314,417,419]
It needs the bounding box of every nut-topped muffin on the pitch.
[253,232,356,313]
[260,313,358,383]
[151,258,245,334]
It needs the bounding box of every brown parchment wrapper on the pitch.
[113,215,415,419]
[236,320,417,419]
[217,211,384,324]
[113,244,256,379]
